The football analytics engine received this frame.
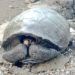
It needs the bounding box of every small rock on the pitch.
[0,70,4,75]
[30,0,39,3]
[10,0,15,2]
[65,70,70,75]
[0,67,7,71]
[9,5,15,9]
[25,0,39,4]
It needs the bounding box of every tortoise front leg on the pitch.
[2,44,27,64]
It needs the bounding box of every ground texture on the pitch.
[0,0,75,75]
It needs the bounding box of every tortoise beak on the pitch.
[2,44,27,63]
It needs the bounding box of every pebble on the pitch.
[25,0,39,4]
[9,5,15,9]
[0,70,4,75]
[30,0,38,3]
[65,71,70,75]
[0,67,6,71]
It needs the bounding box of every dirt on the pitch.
[0,0,75,75]
[0,0,74,24]
[0,0,28,24]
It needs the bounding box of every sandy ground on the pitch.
[0,0,75,75]
[0,0,28,24]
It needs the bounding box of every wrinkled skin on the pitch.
[3,44,27,63]
[3,39,60,65]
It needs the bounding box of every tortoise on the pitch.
[2,6,73,65]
